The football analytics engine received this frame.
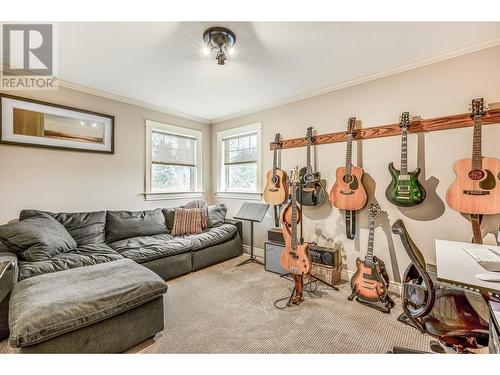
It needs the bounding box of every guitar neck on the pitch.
[272,147,277,179]
[345,133,353,175]
[472,115,482,170]
[365,216,376,267]
[400,127,408,175]
[291,190,298,252]
[306,143,312,173]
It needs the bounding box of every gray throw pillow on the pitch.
[207,204,227,228]
[162,208,176,231]
[0,213,77,261]
[106,208,168,243]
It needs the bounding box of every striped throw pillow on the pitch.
[171,208,203,236]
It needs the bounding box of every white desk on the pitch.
[435,240,500,295]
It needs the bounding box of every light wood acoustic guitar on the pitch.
[329,117,367,210]
[348,203,391,306]
[446,98,500,215]
[281,167,312,304]
[263,133,288,206]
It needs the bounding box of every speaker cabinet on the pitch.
[264,241,287,274]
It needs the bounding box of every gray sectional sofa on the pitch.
[0,204,243,353]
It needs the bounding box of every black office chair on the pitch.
[391,219,489,353]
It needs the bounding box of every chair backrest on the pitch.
[392,219,435,320]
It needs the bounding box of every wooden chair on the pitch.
[391,219,489,353]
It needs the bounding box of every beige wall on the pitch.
[211,46,500,281]
[0,87,211,223]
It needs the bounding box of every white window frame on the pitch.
[215,122,262,200]
[144,120,203,201]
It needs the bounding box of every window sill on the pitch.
[143,191,204,201]
[215,191,262,200]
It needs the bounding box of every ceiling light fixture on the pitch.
[202,27,236,65]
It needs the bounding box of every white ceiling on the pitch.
[57,22,500,122]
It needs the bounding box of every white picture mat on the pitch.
[1,97,113,152]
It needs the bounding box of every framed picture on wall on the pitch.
[0,94,114,154]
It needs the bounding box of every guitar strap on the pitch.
[346,210,356,240]
[273,205,280,228]
[471,214,483,244]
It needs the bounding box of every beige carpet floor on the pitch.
[135,255,433,353]
[0,255,435,354]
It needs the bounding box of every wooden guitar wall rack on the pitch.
[270,107,500,150]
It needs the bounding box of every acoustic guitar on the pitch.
[349,203,390,304]
[281,167,312,304]
[446,98,500,215]
[329,117,367,210]
[263,133,288,206]
[385,112,426,207]
[296,127,327,207]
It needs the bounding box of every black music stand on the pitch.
[234,202,269,266]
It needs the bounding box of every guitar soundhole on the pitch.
[469,169,485,181]
[271,176,279,185]
[343,174,353,184]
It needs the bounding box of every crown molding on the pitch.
[209,37,500,124]
[58,80,210,124]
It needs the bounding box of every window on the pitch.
[216,123,262,199]
[145,120,203,200]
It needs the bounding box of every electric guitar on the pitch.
[329,117,367,210]
[263,133,288,205]
[281,167,312,304]
[349,203,390,304]
[296,127,326,206]
[446,98,500,215]
[385,112,426,207]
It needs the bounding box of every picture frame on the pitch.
[0,93,115,154]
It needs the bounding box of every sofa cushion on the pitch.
[20,210,107,245]
[17,243,123,281]
[108,234,193,264]
[106,208,167,243]
[9,258,168,348]
[0,213,77,262]
[184,223,237,251]
[207,204,227,228]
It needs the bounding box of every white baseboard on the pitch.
[243,244,402,296]
[243,244,264,260]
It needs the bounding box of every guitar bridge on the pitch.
[340,190,354,195]
[464,190,490,196]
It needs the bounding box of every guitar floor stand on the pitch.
[348,289,395,313]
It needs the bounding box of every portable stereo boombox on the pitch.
[307,245,340,267]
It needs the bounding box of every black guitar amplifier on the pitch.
[307,245,340,267]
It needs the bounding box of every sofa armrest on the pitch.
[0,253,18,303]
[224,219,243,243]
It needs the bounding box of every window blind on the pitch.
[224,132,257,165]
[151,131,196,167]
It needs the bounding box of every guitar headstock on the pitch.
[368,203,381,219]
[272,133,283,149]
[470,98,486,118]
[399,112,410,130]
[290,167,300,186]
[347,117,357,135]
[305,127,314,144]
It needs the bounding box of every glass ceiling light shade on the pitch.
[202,27,236,65]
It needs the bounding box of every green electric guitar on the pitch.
[385,112,426,207]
